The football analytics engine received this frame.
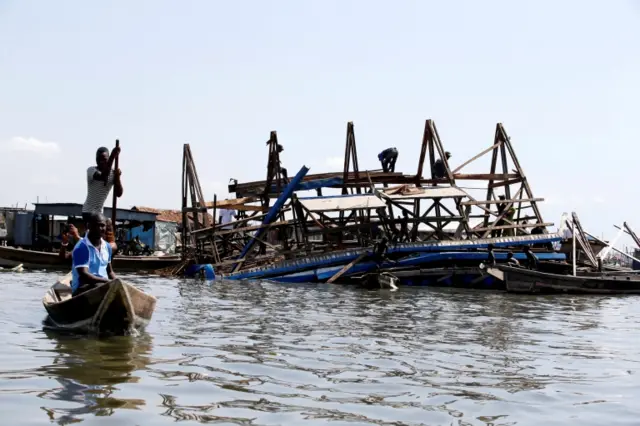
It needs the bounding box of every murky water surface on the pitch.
[1,271,639,425]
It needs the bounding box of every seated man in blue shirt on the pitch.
[71,212,116,296]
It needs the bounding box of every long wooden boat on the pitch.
[0,245,181,273]
[491,265,640,294]
[42,274,157,334]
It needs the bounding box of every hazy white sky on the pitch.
[0,0,638,243]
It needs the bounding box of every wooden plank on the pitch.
[452,142,500,174]
[453,173,519,180]
[473,222,553,232]
[461,198,543,206]
[204,196,261,208]
[490,177,522,189]
[191,211,272,233]
[204,219,293,238]
[326,253,368,284]
[624,222,640,249]
[571,212,598,267]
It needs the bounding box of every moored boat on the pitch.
[491,264,640,294]
[0,245,180,273]
[42,274,157,335]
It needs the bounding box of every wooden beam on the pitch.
[461,198,543,206]
[624,222,640,249]
[489,177,522,189]
[473,222,554,232]
[204,196,261,208]
[452,142,500,174]
[454,173,519,180]
[326,253,368,284]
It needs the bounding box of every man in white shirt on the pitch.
[82,146,123,223]
[218,208,236,257]
[218,208,236,230]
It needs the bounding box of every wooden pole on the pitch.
[327,253,367,284]
[585,231,640,265]
[572,220,576,276]
[111,139,120,233]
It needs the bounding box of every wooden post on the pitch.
[111,139,120,233]
[572,219,576,276]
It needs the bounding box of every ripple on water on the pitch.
[0,272,640,425]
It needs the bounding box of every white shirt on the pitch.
[82,167,114,214]
[218,209,236,229]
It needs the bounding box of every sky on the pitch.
[0,0,638,246]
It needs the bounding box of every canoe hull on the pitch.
[43,278,156,335]
[0,245,180,273]
[497,265,640,294]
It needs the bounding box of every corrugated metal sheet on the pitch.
[14,212,34,246]
[299,195,386,212]
[34,203,159,222]
[156,221,178,253]
[126,224,155,248]
[388,186,467,200]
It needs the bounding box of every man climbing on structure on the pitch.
[378,147,398,172]
[433,151,452,179]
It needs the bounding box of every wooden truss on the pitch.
[180,120,554,273]
[450,123,551,238]
[181,144,219,263]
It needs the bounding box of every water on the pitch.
[1,271,639,425]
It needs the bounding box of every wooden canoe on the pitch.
[0,245,181,273]
[42,273,157,335]
[493,265,640,294]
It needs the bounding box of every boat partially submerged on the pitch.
[42,274,157,335]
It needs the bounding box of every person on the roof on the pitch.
[378,147,398,173]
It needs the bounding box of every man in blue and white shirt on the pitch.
[71,213,117,296]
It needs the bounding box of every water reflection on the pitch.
[38,331,152,424]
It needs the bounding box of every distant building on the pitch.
[0,207,28,246]
[131,206,213,254]
[29,203,159,250]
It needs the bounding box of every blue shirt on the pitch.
[71,236,113,292]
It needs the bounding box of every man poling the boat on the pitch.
[82,145,123,224]
[70,212,117,297]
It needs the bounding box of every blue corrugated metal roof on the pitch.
[33,203,158,222]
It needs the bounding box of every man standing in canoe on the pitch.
[82,146,123,223]
[71,213,116,296]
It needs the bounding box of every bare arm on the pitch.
[58,244,72,260]
[114,168,123,197]
[107,262,116,280]
[77,266,111,285]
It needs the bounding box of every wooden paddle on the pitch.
[111,139,120,234]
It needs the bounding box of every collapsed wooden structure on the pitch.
[177,119,560,282]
